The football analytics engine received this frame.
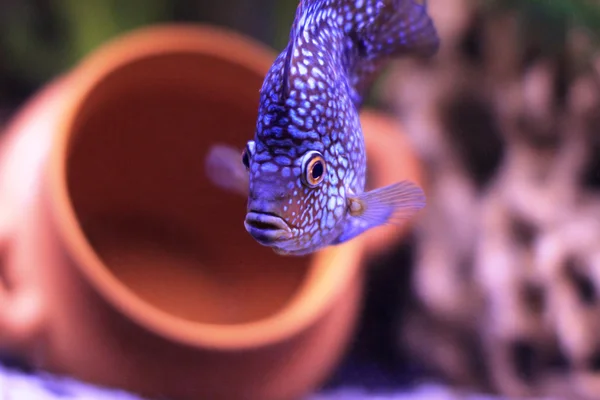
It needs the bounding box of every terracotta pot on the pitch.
[360,109,425,259]
[0,25,368,400]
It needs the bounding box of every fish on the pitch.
[205,0,440,256]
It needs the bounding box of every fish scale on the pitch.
[206,0,439,255]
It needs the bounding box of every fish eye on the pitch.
[301,151,326,187]
[242,141,255,170]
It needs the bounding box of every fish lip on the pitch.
[244,211,293,244]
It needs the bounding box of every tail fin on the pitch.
[362,0,440,58]
[346,0,440,104]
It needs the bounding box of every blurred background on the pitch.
[0,0,299,116]
[1,0,600,399]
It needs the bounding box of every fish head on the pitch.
[242,137,350,255]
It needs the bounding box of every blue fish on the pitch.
[206,0,440,256]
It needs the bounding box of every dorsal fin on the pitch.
[281,42,294,96]
[345,0,440,106]
[281,0,312,96]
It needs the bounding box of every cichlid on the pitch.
[206,0,440,256]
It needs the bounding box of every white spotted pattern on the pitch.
[243,0,439,255]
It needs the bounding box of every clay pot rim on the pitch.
[47,24,366,351]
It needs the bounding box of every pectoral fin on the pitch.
[204,144,249,197]
[349,180,426,224]
[332,180,426,244]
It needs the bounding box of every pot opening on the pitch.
[64,50,313,327]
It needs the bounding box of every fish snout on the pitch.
[244,210,293,245]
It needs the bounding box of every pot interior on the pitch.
[66,50,312,325]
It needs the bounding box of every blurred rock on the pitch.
[380,1,600,398]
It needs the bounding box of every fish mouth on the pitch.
[244,211,293,244]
